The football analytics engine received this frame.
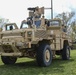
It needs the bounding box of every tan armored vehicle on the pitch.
[0,7,70,67]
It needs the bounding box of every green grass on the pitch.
[0,50,76,75]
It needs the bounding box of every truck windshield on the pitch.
[21,23,28,28]
[20,20,29,29]
[6,24,16,30]
[50,21,60,26]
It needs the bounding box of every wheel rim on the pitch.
[66,47,70,58]
[45,49,50,62]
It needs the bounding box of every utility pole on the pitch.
[51,0,53,19]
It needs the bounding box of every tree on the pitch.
[71,21,76,41]
[0,17,9,29]
[55,12,75,25]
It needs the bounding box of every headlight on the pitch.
[27,31,32,37]
[27,31,32,35]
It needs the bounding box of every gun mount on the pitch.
[28,7,36,11]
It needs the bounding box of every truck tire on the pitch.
[36,44,52,67]
[61,45,70,60]
[1,56,17,65]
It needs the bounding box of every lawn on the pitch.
[0,50,76,75]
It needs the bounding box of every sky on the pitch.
[0,0,76,26]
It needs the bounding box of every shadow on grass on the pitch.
[0,58,74,75]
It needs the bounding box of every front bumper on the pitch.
[0,52,22,56]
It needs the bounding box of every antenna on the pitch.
[51,0,53,19]
[44,0,53,19]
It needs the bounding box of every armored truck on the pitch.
[0,7,70,67]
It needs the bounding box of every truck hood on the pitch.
[0,28,33,43]
[0,28,33,34]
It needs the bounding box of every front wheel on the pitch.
[1,56,17,65]
[36,44,52,67]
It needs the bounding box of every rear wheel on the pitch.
[61,45,70,60]
[36,44,52,67]
[1,56,17,65]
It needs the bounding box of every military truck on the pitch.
[0,7,70,67]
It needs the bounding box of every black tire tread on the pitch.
[1,56,17,65]
[36,43,52,67]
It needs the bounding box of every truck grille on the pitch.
[35,30,47,38]
[1,45,13,53]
